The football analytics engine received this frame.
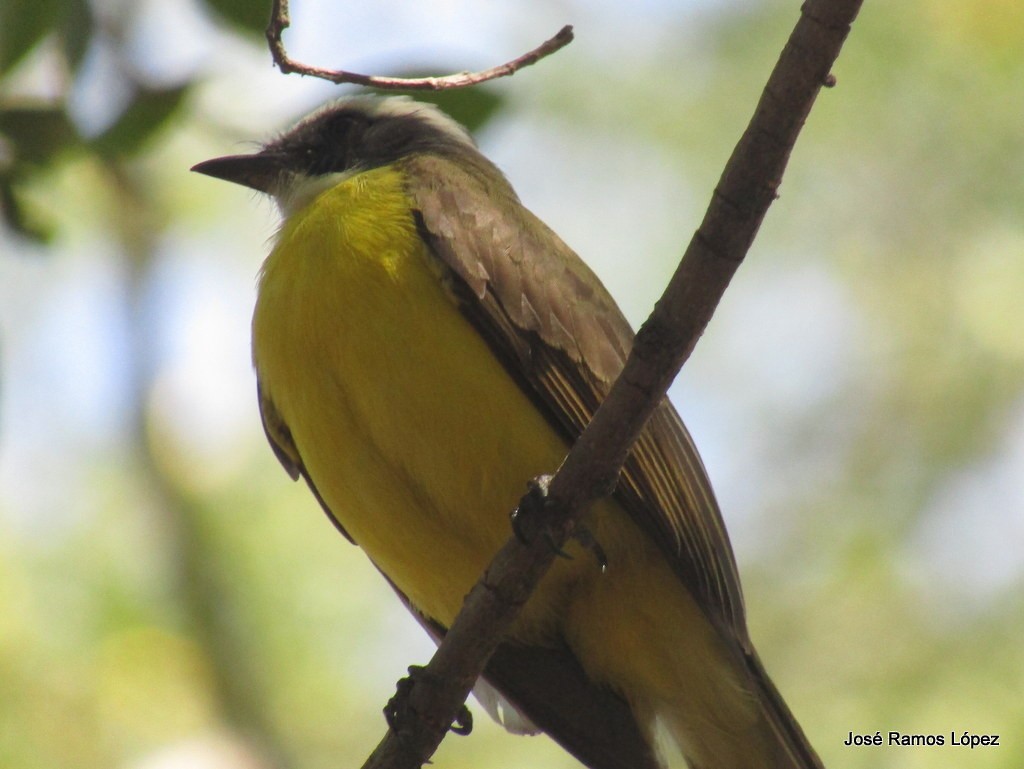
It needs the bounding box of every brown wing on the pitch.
[404,152,749,643]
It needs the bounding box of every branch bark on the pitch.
[357,1,864,767]
[266,0,573,90]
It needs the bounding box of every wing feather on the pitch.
[404,152,749,642]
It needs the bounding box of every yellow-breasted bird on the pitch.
[192,96,823,769]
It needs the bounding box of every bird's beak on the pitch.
[190,152,288,195]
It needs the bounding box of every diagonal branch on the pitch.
[265,0,574,90]
[357,1,864,767]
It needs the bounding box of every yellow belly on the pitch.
[251,167,741,743]
[252,166,591,636]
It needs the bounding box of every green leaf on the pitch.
[1,176,55,242]
[200,0,269,35]
[0,0,66,75]
[0,105,76,241]
[59,0,94,71]
[0,105,80,165]
[90,85,190,158]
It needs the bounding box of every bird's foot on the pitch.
[384,665,473,739]
[511,475,608,571]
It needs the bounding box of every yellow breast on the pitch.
[251,165,584,631]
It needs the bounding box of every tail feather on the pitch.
[484,642,662,769]
[655,642,824,769]
[743,649,824,769]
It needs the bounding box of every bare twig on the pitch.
[358,0,864,768]
[265,0,573,90]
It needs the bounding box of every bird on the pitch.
[191,95,823,769]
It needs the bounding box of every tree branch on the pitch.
[265,0,574,90]
[356,1,864,767]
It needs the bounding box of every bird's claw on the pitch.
[572,524,609,572]
[384,665,474,738]
[511,474,609,570]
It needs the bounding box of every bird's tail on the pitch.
[742,648,824,769]
[657,646,824,769]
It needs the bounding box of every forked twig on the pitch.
[266,0,574,90]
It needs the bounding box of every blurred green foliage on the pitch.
[0,0,188,239]
[203,0,272,35]
[1,1,1022,769]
